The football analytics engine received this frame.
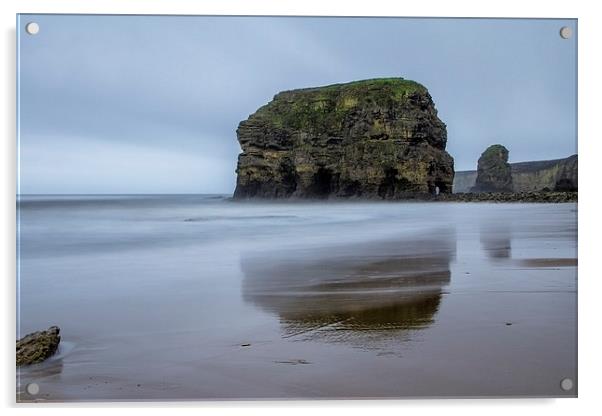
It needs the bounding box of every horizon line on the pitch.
[16,192,234,196]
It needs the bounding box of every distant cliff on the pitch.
[453,171,477,194]
[453,155,577,193]
[234,78,454,199]
[512,155,577,192]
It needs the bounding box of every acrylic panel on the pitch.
[16,14,577,402]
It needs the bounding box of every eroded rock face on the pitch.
[552,154,578,191]
[234,78,454,199]
[16,326,61,366]
[471,145,513,193]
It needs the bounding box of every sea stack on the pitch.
[233,78,454,199]
[471,144,513,193]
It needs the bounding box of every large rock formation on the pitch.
[453,154,578,193]
[16,326,61,366]
[471,145,513,193]
[234,78,454,199]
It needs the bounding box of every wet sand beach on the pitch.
[17,196,577,401]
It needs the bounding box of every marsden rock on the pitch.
[471,144,513,193]
[233,78,454,199]
[16,326,61,366]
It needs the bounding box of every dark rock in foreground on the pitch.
[471,144,513,193]
[234,78,454,199]
[16,326,61,366]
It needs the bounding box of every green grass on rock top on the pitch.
[256,78,429,131]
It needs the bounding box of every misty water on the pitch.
[17,195,577,400]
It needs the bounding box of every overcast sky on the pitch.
[18,15,577,194]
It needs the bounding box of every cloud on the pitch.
[18,15,577,192]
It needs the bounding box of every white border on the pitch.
[2,1,600,414]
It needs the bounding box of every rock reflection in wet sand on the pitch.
[480,224,512,259]
[242,231,455,348]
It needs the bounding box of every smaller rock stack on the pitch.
[471,144,513,193]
